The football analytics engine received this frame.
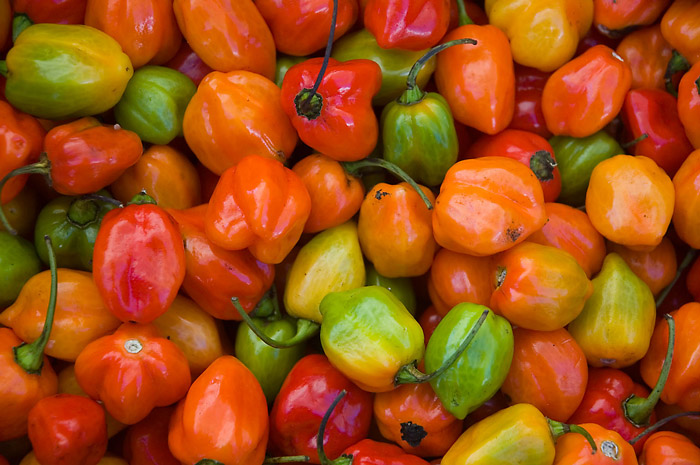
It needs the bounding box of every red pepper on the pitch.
[123,407,180,465]
[553,423,637,465]
[340,439,431,465]
[507,65,552,139]
[92,194,185,324]
[269,354,373,463]
[13,0,87,24]
[27,393,107,465]
[164,40,213,86]
[621,88,694,176]
[677,61,700,149]
[364,0,450,51]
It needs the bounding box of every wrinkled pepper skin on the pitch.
[114,66,196,145]
[168,356,269,465]
[342,439,431,465]
[553,423,637,465]
[320,286,424,392]
[3,24,133,119]
[0,232,40,309]
[364,0,450,51]
[486,0,593,72]
[508,65,551,138]
[426,304,513,420]
[33,194,117,271]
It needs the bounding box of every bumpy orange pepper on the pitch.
[661,0,700,65]
[615,25,673,90]
[672,149,700,248]
[593,0,670,36]
[364,0,450,51]
[639,431,700,465]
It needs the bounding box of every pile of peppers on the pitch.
[2,0,700,464]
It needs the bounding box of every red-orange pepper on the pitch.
[364,0,450,51]
[507,65,552,139]
[661,0,700,65]
[123,407,180,465]
[593,0,670,36]
[615,25,673,90]
[74,322,191,425]
[553,423,637,465]
[205,154,311,265]
[427,249,493,315]
[639,431,700,464]
[673,149,700,249]
[13,0,86,24]
[677,61,700,149]
[164,41,213,86]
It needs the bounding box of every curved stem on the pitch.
[12,13,33,42]
[548,420,597,454]
[623,314,675,427]
[665,50,690,98]
[455,0,473,26]
[127,190,157,206]
[656,248,697,308]
[394,309,488,385]
[317,391,353,465]
[621,133,648,150]
[341,158,433,210]
[263,456,311,464]
[81,193,124,209]
[232,297,319,348]
[250,286,282,320]
[628,411,700,445]
[13,236,57,374]
[0,157,52,235]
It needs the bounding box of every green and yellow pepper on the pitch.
[0,231,41,308]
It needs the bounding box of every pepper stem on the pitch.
[294,0,339,119]
[13,235,57,374]
[317,390,353,465]
[665,50,690,98]
[232,297,319,349]
[394,309,488,385]
[0,156,52,235]
[399,38,477,105]
[548,419,598,454]
[81,193,124,209]
[529,150,557,181]
[12,13,33,42]
[623,314,675,427]
[194,460,224,465]
[250,286,282,320]
[621,133,649,150]
[656,248,697,308]
[67,198,100,227]
[127,190,157,206]
[455,0,474,26]
[341,158,433,210]
[629,411,700,445]
[263,456,311,464]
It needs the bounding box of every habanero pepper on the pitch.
[123,407,180,465]
[340,439,430,465]
[607,237,677,296]
[508,65,551,138]
[366,264,417,315]
[672,149,700,249]
[553,423,637,465]
[13,0,86,24]
[661,0,700,65]
[0,186,41,237]
[677,61,700,149]
[427,249,493,315]
[364,0,450,51]
[164,41,213,87]
[593,0,669,37]
[638,431,700,464]
[0,231,40,308]
[615,25,673,90]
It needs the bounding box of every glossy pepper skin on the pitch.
[13,0,87,24]
[435,25,514,135]
[27,394,107,465]
[553,423,637,465]
[366,264,417,315]
[593,0,669,36]
[84,0,181,69]
[542,45,631,138]
[123,407,179,465]
[607,238,677,296]
[173,0,276,79]
[0,101,44,204]
[364,0,450,51]
[164,41,213,86]
[114,66,196,145]
[183,70,297,175]
[615,25,673,90]
[508,65,551,138]
[425,304,513,420]
[168,356,269,465]
[2,23,133,119]
[678,61,700,149]
[673,150,700,248]
[167,205,275,320]
[33,193,117,271]
[485,0,593,72]
[205,154,311,265]
[269,354,373,463]
[257,0,358,56]
[281,57,382,162]
[427,249,493,315]
[93,198,185,324]
[75,322,191,425]
[342,439,431,465]
[0,232,40,308]
[432,157,546,257]
[661,0,700,65]
[639,431,700,464]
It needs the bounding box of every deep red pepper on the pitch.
[164,40,213,86]
[418,306,442,347]
[13,0,87,24]
[340,439,431,465]
[507,65,552,139]
[123,406,180,465]
[364,0,450,51]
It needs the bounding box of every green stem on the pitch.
[11,13,32,42]
[250,286,282,320]
[665,50,690,98]
[394,309,488,385]
[455,0,473,26]
[0,157,52,235]
[127,190,157,206]
[232,297,319,348]
[263,456,311,464]
[294,0,338,119]
[628,411,700,445]
[656,248,697,308]
[81,193,124,209]
[399,38,477,105]
[548,419,598,454]
[67,198,100,227]
[13,236,57,374]
[317,391,353,465]
[621,133,649,150]
[341,158,433,210]
[529,150,557,181]
[623,314,675,427]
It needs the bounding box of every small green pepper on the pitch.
[275,55,307,87]
[0,231,41,308]
[33,193,118,271]
[114,66,196,145]
[365,264,417,315]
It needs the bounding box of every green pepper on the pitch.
[549,131,623,207]
[332,29,434,106]
[381,39,474,187]
[0,23,133,120]
[424,303,514,420]
[365,263,416,315]
[0,186,41,238]
[33,193,118,271]
[114,65,196,145]
[0,231,41,308]
[275,54,307,87]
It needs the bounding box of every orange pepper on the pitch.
[672,149,700,248]
[526,203,606,279]
[205,154,311,265]
[257,0,358,56]
[677,62,700,149]
[183,71,297,175]
[432,157,546,256]
[607,237,677,296]
[501,327,588,422]
[586,155,674,251]
[168,356,269,465]
[84,0,182,68]
[661,0,700,65]
[172,0,276,78]
[292,153,365,234]
[374,383,462,458]
[542,45,631,138]
[553,423,637,465]
[639,431,700,465]
[427,249,493,316]
[74,322,191,425]
[593,0,670,36]
[358,182,437,278]
[616,25,673,90]
[434,24,514,135]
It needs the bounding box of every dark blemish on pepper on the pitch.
[400,421,427,447]
[506,226,523,242]
[375,189,390,200]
